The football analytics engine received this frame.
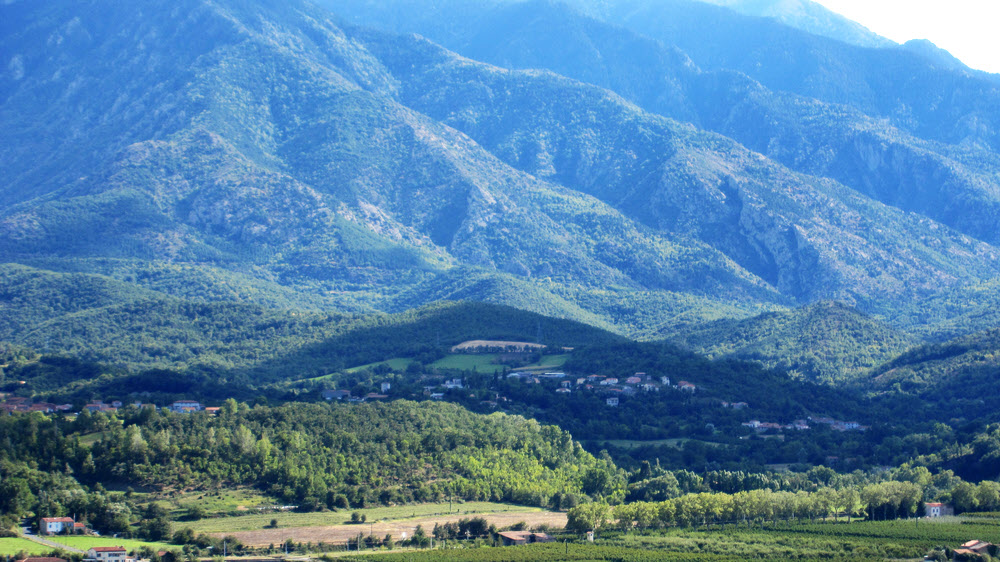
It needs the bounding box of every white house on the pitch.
[170,400,201,413]
[40,517,74,535]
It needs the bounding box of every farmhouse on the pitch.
[40,517,74,535]
[169,400,201,413]
[924,502,954,517]
[322,390,351,401]
[84,547,127,562]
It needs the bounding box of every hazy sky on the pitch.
[813,0,1000,74]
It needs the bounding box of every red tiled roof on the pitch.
[42,517,75,523]
[89,547,126,552]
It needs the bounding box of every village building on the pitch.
[925,502,954,517]
[17,557,67,562]
[169,400,201,413]
[322,390,351,401]
[84,547,127,562]
[954,539,993,558]
[677,381,696,392]
[606,396,619,407]
[40,517,75,535]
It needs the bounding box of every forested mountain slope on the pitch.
[0,0,796,338]
[333,0,1000,249]
[2,0,1000,352]
[352,28,1000,307]
[672,301,915,384]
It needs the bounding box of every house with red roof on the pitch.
[85,547,127,562]
[924,502,954,517]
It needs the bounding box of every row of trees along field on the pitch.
[570,476,1000,532]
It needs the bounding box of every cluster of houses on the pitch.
[322,382,392,403]
[740,415,867,434]
[0,395,216,417]
[507,372,695,407]
[0,395,72,414]
[742,419,811,431]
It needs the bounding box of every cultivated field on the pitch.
[198,504,566,547]
[451,341,546,352]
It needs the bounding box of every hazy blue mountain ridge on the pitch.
[698,0,894,49]
[354,28,1000,308]
[3,0,1000,360]
[330,0,1000,248]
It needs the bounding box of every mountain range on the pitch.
[2,0,1000,387]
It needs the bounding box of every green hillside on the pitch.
[672,301,916,383]
[886,277,1000,341]
[869,329,1000,408]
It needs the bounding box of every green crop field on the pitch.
[39,537,174,553]
[0,538,55,556]
[533,354,570,368]
[179,502,541,534]
[430,355,504,374]
[343,358,416,374]
[337,516,999,561]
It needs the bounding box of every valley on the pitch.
[4,0,1000,560]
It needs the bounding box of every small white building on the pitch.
[170,400,201,413]
[85,547,127,562]
[40,517,74,535]
[924,502,954,517]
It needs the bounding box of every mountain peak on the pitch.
[698,0,895,48]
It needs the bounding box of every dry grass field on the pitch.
[217,510,567,547]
